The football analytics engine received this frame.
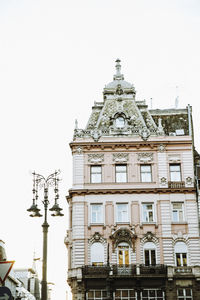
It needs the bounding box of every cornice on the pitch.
[70,139,192,152]
[66,187,196,201]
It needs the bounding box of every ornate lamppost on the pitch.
[27,171,64,300]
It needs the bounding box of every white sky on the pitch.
[0,0,200,299]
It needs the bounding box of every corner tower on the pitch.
[65,60,200,300]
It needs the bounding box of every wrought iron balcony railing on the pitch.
[140,264,167,275]
[82,265,110,276]
[82,264,167,277]
[112,264,136,276]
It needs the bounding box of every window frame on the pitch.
[87,290,107,300]
[142,203,155,223]
[90,165,102,183]
[172,202,185,223]
[117,242,130,265]
[91,242,104,266]
[116,203,129,223]
[140,164,152,182]
[143,242,157,266]
[115,164,127,183]
[174,242,188,267]
[177,288,193,300]
[90,204,103,224]
[141,289,165,300]
[114,289,137,300]
[169,163,182,181]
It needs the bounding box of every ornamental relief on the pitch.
[104,100,117,116]
[141,231,159,245]
[75,146,83,154]
[137,152,153,163]
[186,176,193,185]
[88,232,107,245]
[160,177,167,186]
[158,144,166,152]
[113,153,129,163]
[87,111,100,129]
[110,227,137,251]
[88,154,104,164]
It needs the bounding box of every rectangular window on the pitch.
[91,204,103,224]
[142,203,154,222]
[172,202,184,222]
[170,164,181,181]
[91,166,102,183]
[141,289,165,300]
[116,203,128,223]
[144,249,156,266]
[176,253,187,266]
[140,165,152,182]
[177,288,193,300]
[115,289,137,300]
[116,165,127,183]
[87,290,107,300]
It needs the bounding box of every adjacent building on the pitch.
[65,59,200,300]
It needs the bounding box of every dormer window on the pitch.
[115,116,125,128]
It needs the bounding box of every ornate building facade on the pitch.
[65,60,200,300]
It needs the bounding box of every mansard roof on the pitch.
[73,60,191,142]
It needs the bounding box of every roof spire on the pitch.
[113,58,124,80]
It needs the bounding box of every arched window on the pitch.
[144,242,156,266]
[91,242,104,266]
[174,242,187,266]
[117,242,130,265]
[115,116,125,128]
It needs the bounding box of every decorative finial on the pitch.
[115,59,121,76]
[113,58,124,80]
[175,86,179,108]
[75,119,78,130]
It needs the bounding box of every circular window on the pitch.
[116,116,125,128]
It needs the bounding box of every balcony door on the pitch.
[118,243,130,265]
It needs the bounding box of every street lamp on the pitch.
[27,170,64,300]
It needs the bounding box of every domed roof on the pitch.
[104,59,135,91]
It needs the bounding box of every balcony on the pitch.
[82,264,167,278]
[112,264,136,276]
[82,265,110,277]
[168,181,185,189]
[167,266,200,279]
[140,264,167,275]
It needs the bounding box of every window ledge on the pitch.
[89,223,105,226]
[116,222,130,224]
[171,222,188,225]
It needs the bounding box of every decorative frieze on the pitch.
[113,153,129,163]
[137,152,153,163]
[88,154,104,164]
